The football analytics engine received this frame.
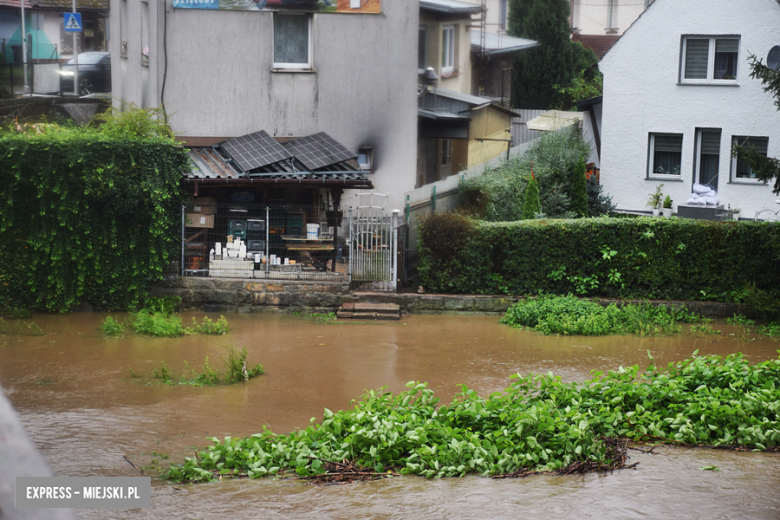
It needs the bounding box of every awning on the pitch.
[526,110,584,131]
[470,31,540,56]
[420,0,481,14]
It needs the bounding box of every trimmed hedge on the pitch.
[417,215,780,301]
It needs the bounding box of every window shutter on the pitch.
[715,39,739,54]
[737,136,768,156]
[654,135,682,152]
[685,39,709,79]
[700,131,721,155]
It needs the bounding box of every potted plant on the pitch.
[662,195,673,218]
[647,184,664,217]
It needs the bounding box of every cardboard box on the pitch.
[189,197,217,215]
[185,213,215,228]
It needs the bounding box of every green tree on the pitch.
[509,0,573,109]
[733,54,780,193]
[522,176,541,219]
[571,156,588,218]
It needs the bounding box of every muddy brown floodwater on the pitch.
[1,313,779,519]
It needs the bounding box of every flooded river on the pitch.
[1,313,779,519]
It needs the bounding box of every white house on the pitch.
[599,0,780,218]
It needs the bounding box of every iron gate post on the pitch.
[392,209,399,292]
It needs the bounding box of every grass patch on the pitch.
[167,352,780,483]
[188,315,230,335]
[500,294,701,336]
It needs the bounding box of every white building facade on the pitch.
[599,0,780,217]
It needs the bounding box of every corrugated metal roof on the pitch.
[420,0,481,14]
[526,110,584,132]
[428,87,491,108]
[470,31,539,56]
[418,108,470,121]
[184,131,373,188]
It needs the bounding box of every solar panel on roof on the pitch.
[220,130,293,172]
[283,132,357,171]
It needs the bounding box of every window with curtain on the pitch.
[731,136,769,181]
[697,129,721,190]
[682,36,739,83]
[649,134,683,177]
[273,14,310,69]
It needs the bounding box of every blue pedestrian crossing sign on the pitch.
[64,13,82,32]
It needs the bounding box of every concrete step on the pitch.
[337,302,401,320]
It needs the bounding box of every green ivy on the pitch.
[417,216,780,301]
[0,109,189,312]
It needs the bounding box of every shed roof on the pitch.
[33,0,107,8]
[471,31,539,56]
[184,131,373,189]
[420,0,481,15]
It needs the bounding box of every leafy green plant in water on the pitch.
[501,294,703,336]
[11,308,32,320]
[188,315,229,335]
[100,315,125,336]
[153,362,172,382]
[132,311,185,337]
[167,352,780,483]
[223,346,264,384]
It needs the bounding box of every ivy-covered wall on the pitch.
[0,117,189,312]
[417,215,780,301]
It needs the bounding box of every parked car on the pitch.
[59,52,111,96]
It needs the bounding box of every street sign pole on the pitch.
[72,0,78,95]
[20,0,28,94]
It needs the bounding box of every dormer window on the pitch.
[681,36,739,84]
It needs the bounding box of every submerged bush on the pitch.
[188,315,230,335]
[167,353,780,483]
[501,294,701,336]
[223,346,264,384]
[132,311,185,337]
[99,315,125,336]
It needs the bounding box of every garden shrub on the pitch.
[459,126,592,221]
[521,177,540,219]
[417,215,780,301]
[0,106,189,312]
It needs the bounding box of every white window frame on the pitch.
[680,36,740,85]
[441,25,455,74]
[273,14,312,71]
[647,133,683,179]
[606,0,616,30]
[499,0,507,31]
[418,26,427,73]
[731,135,769,184]
[694,128,722,189]
[358,147,374,172]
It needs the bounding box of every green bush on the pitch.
[460,126,591,221]
[417,216,780,301]
[501,294,701,336]
[189,315,230,335]
[223,346,264,384]
[167,353,780,482]
[521,177,540,219]
[99,315,125,336]
[0,107,189,312]
[132,311,185,337]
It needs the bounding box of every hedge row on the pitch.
[416,215,780,301]
[0,125,188,312]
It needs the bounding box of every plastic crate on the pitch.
[228,220,247,231]
[228,230,247,239]
[247,219,265,232]
[247,240,265,251]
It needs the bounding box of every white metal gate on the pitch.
[349,192,398,291]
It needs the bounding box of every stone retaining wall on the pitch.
[151,275,745,317]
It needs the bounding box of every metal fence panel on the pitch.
[348,207,395,291]
[511,110,545,146]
